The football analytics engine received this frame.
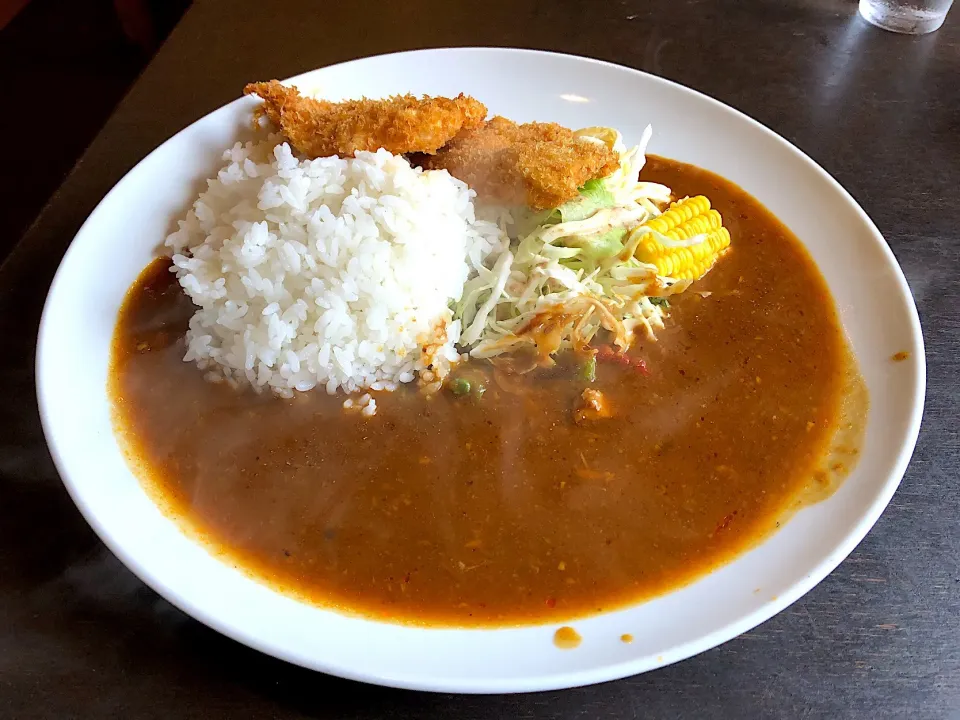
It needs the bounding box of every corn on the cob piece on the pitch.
[634,195,731,280]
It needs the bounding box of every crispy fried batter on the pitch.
[418,116,620,210]
[243,80,487,158]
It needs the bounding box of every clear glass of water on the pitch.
[859,0,954,33]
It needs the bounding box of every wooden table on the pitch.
[1,0,957,716]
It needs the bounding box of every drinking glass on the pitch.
[859,0,954,33]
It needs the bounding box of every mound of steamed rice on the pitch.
[165,139,504,397]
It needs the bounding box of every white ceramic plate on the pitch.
[36,48,924,693]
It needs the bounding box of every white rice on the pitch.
[166,139,504,397]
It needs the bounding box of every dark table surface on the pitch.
[2,0,958,717]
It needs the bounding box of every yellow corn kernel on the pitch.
[634,196,731,280]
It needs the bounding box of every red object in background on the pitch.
[0,0,31,31]
[113,0,156,51]
[0,0,190,261]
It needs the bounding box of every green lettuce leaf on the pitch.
[517,178,617,237]
[557,179,616,222]
[563,226,627,264]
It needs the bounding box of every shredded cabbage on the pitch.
[457,126,695,363]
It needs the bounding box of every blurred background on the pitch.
[0,0,190,262]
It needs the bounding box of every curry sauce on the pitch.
[109,157,863,626]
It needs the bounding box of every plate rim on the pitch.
[35,46,926,693]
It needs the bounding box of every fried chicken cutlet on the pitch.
[418,116,620,210]
[244,80,487,158]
